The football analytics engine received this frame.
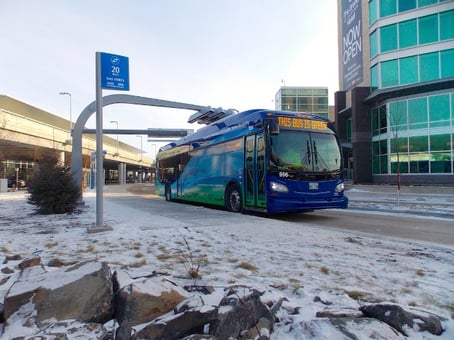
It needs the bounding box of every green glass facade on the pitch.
[275,87,329,119]
[368,0,454,178]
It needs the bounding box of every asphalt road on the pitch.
[279,209,454,247]
[107,184,454,247]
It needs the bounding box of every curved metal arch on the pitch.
[70,94,207,187]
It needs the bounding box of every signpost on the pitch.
[94,52,130,230]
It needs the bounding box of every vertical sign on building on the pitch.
[342,0,363,91]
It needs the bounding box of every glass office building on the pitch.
[275,87,330,119]
[336,0,454,184]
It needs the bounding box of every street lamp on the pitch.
[136,135,143,183]
[59,92,72,133]
[136,135,143,162]
[110,120,119,156]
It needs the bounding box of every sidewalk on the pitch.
[345,183,454,218]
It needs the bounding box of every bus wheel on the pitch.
[225,184,242,213]
[165,185,172,201]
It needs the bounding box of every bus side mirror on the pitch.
[265,119,279,135]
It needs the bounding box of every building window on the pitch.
[408,97,428,129]
[399,19,417,48]
[375,93,454,175]
[430,134,451,151]
[371,64,379,91]
[380,24,398,52]
[370,30,378,58]
[429,94,450,124]
[441,49,454,78]
[389,100,408,127]
[398,0,416,12]
[381,59,399,87]
[440,10,454,41]
[400,56,418,85]
[418,0,438,7]
[346,118,352,142]
[419,14,438,44]
[420,52,439,82]
[372,140,389,174]
[369,0,378,24]
[380,0,397,18]
[409,135,429,152]
[410,155,429,173]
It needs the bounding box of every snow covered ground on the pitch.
[1,184,453,339]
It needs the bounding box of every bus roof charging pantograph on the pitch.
[155,109,348,214]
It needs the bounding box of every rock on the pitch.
[1,267,13,274]
[47,259,75,268]
[300,317,406,339]
[5,254,22,262]
[115,275,188,328]
[31,320,109,339]
[131,304,218,340]
[4,261,113,324]
[316,307,363,318]
[360,303,444,336]
[211,287,275,339]
[18,255,41,270]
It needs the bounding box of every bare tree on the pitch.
[387,103,407,206]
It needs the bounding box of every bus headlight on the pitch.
[335,182,344,194]
[270,181,289,193]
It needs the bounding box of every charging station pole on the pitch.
[92,52,129,231]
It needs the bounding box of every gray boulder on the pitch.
[360,303,444,336]
[4,261,113,325]
[301,317,407,339]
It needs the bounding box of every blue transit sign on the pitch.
[100,52,130,91]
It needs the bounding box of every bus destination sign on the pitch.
[277,117,327,130]
[100,52,130,91]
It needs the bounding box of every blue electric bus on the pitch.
[155,109,348,213]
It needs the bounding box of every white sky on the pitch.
[0,0,339,156]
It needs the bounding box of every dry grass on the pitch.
[127,259,147,268]
[345,290,368,300]
[131,242,142,250]
[176,237,207,280]
[86,244,95,252]
[156,253,174,261]
[236,261,258,272]
[134,252,145,258]
[320,266,330,275]
[45,242,58,249]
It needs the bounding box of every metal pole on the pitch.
[95,52,104,227]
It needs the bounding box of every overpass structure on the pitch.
[0,95,153,188]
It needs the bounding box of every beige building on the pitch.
[0,95,152,189]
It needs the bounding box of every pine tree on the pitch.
[27,150,81,214]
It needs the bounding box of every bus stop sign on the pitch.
[100,52,130,91]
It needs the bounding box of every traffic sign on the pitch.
[100,52,130,91]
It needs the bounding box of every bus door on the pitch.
[244,134,266,209]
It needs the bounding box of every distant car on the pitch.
[8,178,26,188]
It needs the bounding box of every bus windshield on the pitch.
[269,130,341,173]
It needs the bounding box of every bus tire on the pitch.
[225,184,242,213]
[165,184,172,201]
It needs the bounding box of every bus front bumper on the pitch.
[266,195,348,213]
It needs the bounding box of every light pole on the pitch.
[110,120,119,156]
[59,92,72,134]
[136,135,143,183]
